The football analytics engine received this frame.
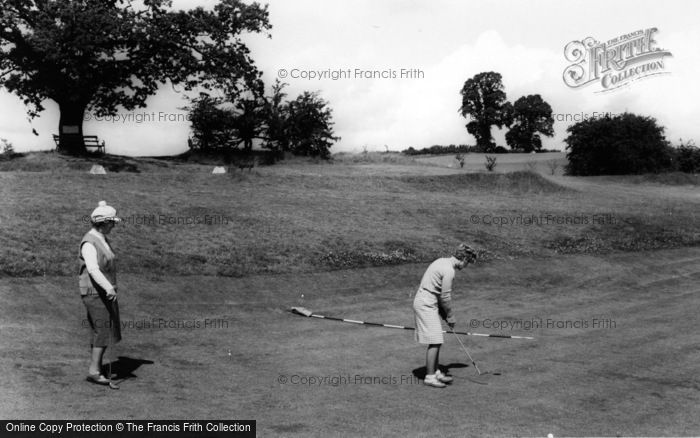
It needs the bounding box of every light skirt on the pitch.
[413,289,443,344]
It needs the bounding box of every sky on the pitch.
[1,0,698,156]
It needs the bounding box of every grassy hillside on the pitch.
[1,152,698,277]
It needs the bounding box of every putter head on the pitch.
[290,307,313,317]
[465,375,490,385]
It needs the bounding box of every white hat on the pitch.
[90,200,122,223]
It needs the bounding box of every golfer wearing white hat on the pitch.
[413,243,477,388]
[79,200,122,385]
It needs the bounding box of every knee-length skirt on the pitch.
[82,294,121,347]
[413,289,443,344]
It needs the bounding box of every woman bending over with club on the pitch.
[79,200,122,386]
[413,243,477,388]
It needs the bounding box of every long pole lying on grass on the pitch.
[290,307,535,340]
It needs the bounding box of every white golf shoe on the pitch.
[423,374,446,388]
[436,370,453,383]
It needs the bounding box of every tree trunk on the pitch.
[57,101,87,155]
[477,123,494,152]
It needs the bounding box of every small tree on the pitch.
[185,95,237,151]
[286,91,340,159]
[546,159,559,175]
[1,138,15,155]
[260,79,289,156]
[231,96,268,152]
[565,113,672,175]
[459,72,513,152]
[485,155,497,172]
[675,139,700,173]
[505,95,554,152]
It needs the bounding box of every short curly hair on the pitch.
[454,243,477,262]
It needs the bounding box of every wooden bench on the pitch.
[53,134,105,153]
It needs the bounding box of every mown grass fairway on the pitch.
[1,153,699,436]
[413,151,569,175]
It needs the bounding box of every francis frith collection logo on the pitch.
[563,28,672,92]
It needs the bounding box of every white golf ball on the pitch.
[548,434,553,438]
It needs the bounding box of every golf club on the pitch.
[451,327,503,385]
[451,327,481,375]
[290,307,535,340]
[108,298,119,390]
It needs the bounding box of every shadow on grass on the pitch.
[412,362,469,380]
[103,356,154,381]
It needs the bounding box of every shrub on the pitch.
[485,155,497,171]
[565,112,672,175]
[674,139,700,173]
[185,95,238,151]
[258,150,284,166]
[0,139,16,160]
[1,138,14,154]
[285,91,339,159]
[320,248,417,269]
[402,144,475,155]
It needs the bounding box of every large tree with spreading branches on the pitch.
[505,94,554,152]
[459,71,513,152]
[0,0,270,155]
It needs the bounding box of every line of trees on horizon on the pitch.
[402,144,562,155]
